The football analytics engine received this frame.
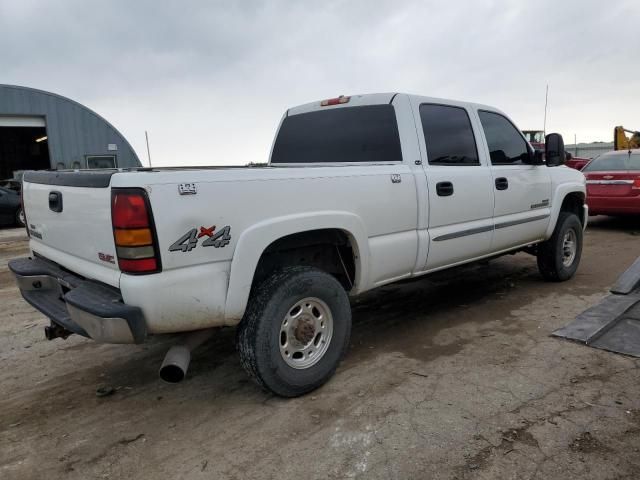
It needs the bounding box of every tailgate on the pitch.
[23,170,121,287]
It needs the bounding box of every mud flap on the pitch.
[552,257,640,357]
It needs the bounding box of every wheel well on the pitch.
[252,229,357,293]
[560,192,586,226]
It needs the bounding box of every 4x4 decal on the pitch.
[169,225,231,252]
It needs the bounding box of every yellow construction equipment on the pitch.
[614,126,640,150]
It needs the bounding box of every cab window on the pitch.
[479,111,530,165]
[420,104,479,166]
[271,105,402,164]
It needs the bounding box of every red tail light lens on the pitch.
[117,258,158,273]
[112,192,150,228]
[111,188,161,274]
[633,178,640,189]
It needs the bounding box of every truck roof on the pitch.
[286,92,503,117]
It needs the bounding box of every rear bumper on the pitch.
[8,257,146,344]
[587,197,640,216]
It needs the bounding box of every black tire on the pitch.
[15,208,25,227]
[537,212,583,281]
[236,266,351,397]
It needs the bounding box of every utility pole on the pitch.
[145,131,153,168]
[574,134,578,157]
[543,84,549,137]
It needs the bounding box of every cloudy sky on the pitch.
[2,0,638,166]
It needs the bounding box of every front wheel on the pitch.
[236,266,352,397]
[537,212,583,281]
[15,208,25,227]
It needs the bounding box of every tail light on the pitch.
[111,188,161,274]
[633,178,640,189]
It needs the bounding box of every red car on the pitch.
[584,149,640,216]
[565,153,591,171]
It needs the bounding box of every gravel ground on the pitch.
[1,217,640,480]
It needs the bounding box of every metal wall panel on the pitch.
[0,85,141,169]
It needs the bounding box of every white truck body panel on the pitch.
[24,182,120,286]
[19,93,587,336]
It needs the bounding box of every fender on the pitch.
[544,181,587,239]
[223,211,370,323]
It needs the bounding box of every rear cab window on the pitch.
[271,105,402,164]
[583,152,638,172]
[478,110,531,165]
[419,104,479,166]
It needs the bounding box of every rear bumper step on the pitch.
[8,257,146,344]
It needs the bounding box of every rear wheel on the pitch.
[537,212,583,281]
[236,266,351,397]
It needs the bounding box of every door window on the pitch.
[420,104,479,166]
[478,111,530,165]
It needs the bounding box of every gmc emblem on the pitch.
[98,252,116,264]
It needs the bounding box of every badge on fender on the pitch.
[169,225,231,252]
[178,183,197,195]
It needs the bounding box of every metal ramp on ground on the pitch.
[553,257,640,357]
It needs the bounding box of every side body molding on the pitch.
[224,211,369,322]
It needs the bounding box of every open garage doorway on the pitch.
[0,116,51,180]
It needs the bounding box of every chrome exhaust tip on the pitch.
[159,345,191,383]
[158,328,216,383]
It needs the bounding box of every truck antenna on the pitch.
[543,84,549,137]
[145,130,153,168]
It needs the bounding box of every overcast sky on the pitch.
[2,0,638,166]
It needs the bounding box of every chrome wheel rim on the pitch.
[279,297,333,369]
[562,229,577,267]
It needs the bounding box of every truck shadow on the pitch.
[345,255,544,365]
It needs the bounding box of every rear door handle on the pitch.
[495,177,509,190]
[436,181,454,197]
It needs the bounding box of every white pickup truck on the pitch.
[10,93,587,397]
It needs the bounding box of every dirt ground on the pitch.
[1,217,640,480]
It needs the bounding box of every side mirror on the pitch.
[565,151,573,161]
[545,133,565,167]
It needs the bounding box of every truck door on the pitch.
[476,110,552,251]
[413,102,495,271]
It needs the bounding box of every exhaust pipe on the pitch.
[159,328,216,383]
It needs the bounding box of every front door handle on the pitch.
[436,181,454,197]
[495,177,509,190]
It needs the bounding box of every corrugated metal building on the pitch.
[0,84,141,179]
[564,142,614,159]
